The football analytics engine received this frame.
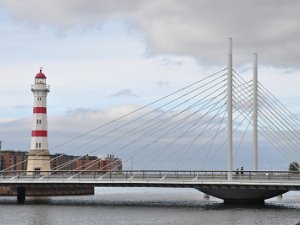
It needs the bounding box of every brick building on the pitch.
[98,155,122,171]
[0,150,27,171]
[74,155,122,172]
[50,153,77,170]
[0,150,122,172]
[50,154,122,172]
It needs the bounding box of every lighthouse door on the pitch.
[34,168,41,176]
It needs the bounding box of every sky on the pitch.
[1,0,300,170]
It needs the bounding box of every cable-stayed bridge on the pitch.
[1,39,300,204]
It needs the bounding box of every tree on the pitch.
[289,162,299,171]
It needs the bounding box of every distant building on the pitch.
[51,154,122,172]
[0,150,122,172]
[50,153,77,170]
[98,154,122,171]
[0,150,27,171]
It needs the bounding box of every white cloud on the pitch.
[110,88,138,98]
[1,0,300,66]
[156,81,169,89]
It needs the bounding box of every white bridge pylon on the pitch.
[226,39,258,180]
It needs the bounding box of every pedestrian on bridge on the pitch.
[236,168,239,175]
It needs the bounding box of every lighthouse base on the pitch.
[27,149,51,175]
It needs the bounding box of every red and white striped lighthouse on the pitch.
[27,68,51,174]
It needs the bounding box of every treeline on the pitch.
[289,162,299,171]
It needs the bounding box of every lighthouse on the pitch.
[27,68,51,174]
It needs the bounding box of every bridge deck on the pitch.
[1,170,300,190]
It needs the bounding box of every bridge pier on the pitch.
[197,188,287,205]
[17,187,26,204]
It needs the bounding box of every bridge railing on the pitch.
[0,170,300,183]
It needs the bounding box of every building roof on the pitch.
[35,69,46,79]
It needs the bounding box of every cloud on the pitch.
[1,0,300,66]
[110,88,138,98]
[156,81,169,89]
[161,57,184,66]
[0,117,31,150]
[13,105,31,109]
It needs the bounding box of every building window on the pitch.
[37,119,42,124]
[36,142,42,148]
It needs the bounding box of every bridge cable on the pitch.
[72,89,228,174]
[44,75,227,174]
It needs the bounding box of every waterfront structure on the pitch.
[27,69,51,174]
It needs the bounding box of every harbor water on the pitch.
[0,187,300,225]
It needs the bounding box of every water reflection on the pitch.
[29,198,53,225]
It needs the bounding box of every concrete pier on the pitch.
[197,188,287,204]
[1,186,94,203]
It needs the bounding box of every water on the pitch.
[0,188,300,225]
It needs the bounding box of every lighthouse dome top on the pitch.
[35,69,46,79]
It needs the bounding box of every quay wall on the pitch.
[0,186,94,196]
